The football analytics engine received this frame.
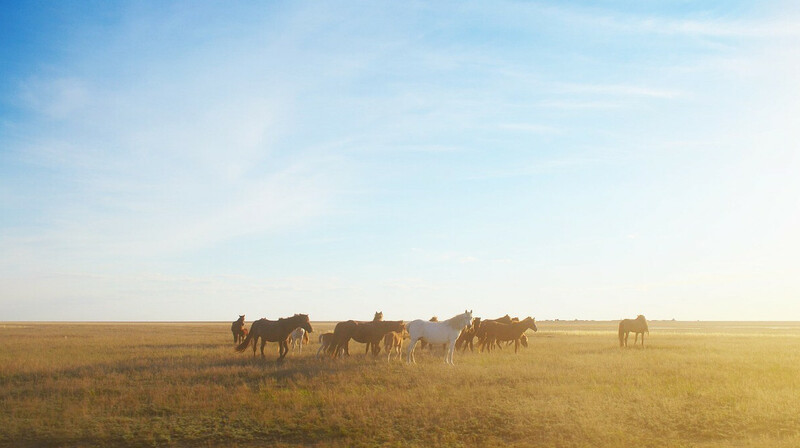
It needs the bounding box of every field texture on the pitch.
[2,320,800,447]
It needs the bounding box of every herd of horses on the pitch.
[230,311,650,363]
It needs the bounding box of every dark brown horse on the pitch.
[478,316,537,353]
[455,317,481,352]
[235,314,313,361]
[329,320,405,358]
[231,315,245,344]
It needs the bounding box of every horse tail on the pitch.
[618,321,625,347]
[235,325,255,352]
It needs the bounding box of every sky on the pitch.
[1,1,799,322]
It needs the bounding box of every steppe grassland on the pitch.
[1,321,800,447]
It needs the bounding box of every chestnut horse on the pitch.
[235,314,313,361]
[474,315,512,348]
[329,320,405,358]
[619,315,649,347]
[478,316,537,353]
[316,332,339,358]
[231,315,245,344]
[383,329,409,362]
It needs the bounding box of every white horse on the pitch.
[289,327,307,353]
[406,310,473,365]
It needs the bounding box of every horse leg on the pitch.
[260,338,267,358]
[640,332,645,347]
[634,333,639,346]
[514,339,519,354]
[406,338,417,364]
[447,341,456,365]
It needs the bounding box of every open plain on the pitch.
[2,320,799,447]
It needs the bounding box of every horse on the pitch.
[328,311,384,356]
[316,332,342,358]
[474,315,513,348]
[383,329,409,362]
[231,315,245,344]
[455,317,481,352]
[289,327,308,354]
[406,310,473,365]
[329,320,405,358]
[478,316,537,353]
[419,316,448,352]
[619,315,649,347]
[235,314,313,361]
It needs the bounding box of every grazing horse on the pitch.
[478,317,537,353]
[455,317,481,352]
[383,329,409,362]
[235,314,313,361]
[289,327,308,354]
[406,310,473,365]
[329,320,405,358]
[231,315,246,344]
[619,315,649,347]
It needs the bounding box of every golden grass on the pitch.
[1,321,799,447]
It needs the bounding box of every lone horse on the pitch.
[231,315,246,344]
[406,310,473,365]
[235,314,313,361]
[619,315,649,347]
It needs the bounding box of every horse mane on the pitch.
[445,311,470,329]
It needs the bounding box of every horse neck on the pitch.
[445,313,469,329]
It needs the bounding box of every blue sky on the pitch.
[1,1,799,321]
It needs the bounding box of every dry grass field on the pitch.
[2,320,800,447]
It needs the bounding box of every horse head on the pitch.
[237,315,245,323]
[463,310,473,327]
[296,313,313,333]
[374,311,383,321]
[526,316,538,332]
[471,317,481,330]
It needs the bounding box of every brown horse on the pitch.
[231,315,245,344]
[478,317,537,353]
[316,332,340,358]
[329,320,405,358]
[619,315,649,347]
[383,329,409,361]
[455,317,481,352]
[235,314,313,361]
[341,311,383,355]
[474,315,512,348]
